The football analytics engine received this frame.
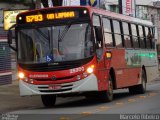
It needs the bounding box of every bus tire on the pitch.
[99,75,113,102]
[129,69,147,94]
[41,95,56,107]
[137,69,147,94]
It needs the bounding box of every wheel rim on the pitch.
[142,71,146,90]
[108,80,113,97]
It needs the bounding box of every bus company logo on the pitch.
[52,76,57,81]
[88,0,97,7]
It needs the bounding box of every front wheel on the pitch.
[99,76,113,102]
[41,95,56,107]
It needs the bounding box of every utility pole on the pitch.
[31,0,35,9]
[40,0,63,8]
[118,0,122,14]
[52,0,63,6]
[35,0,41,9]
[41,0,49,7]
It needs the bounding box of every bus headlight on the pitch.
[18,72,25,79]
[87,65,95,74]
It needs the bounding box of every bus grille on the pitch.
[37,83,75,93]
[39,88,72,93]
[35,75,74,81]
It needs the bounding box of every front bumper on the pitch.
[19,74,98,96]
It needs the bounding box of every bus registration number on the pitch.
[70,67,84,74]
[49,85,61,90]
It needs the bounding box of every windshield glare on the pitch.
[18,23,93,63]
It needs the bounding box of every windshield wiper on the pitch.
[36,28,50,41]
[58,21,72,42]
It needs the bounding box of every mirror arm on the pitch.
[7,24,17,51]
[8,24,16,32]
[9,44,17,51]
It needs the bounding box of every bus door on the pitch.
[92,15,107,91]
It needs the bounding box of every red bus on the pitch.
[8,6,159,107]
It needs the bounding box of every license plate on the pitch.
[49,85,61,90]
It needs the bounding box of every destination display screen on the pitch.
[17,8,89,24]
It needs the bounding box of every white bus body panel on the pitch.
[19,74,98,96]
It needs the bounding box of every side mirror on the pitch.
[94,26,103,42]
[96,48,103,61]
[7,24,17,51]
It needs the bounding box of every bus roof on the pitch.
[89,6,153,27]
[18,6,153,27]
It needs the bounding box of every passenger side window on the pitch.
[93,15,101,27]
[145,27,152,49]
[151,27,155,49]
[131,24,139,48]
[123,22,132,48]
[102,18,113,47]
[113,20,123,48]
[93,15,103,48]
[138,25,145,48]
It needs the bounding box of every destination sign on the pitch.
[17,8,89,24]
[25,11,75,23]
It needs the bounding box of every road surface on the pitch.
[1,78,160,120]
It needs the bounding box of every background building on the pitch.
[105,0,160,43]
[104,0,160,61]
[0,1,32,85]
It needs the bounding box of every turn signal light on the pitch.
[106,52,112,59]
[18,72,25,79]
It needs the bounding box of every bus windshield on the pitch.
[18,22,94,64]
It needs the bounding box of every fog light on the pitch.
[24,78,28,82]
[18,72,25,79]
[77,75,81,80]
[83,72,88,77]
[30,79,34,84]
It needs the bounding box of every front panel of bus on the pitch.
[15,7,103,96]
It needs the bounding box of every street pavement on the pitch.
[0,77,160,120]
[0,80,42,114]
